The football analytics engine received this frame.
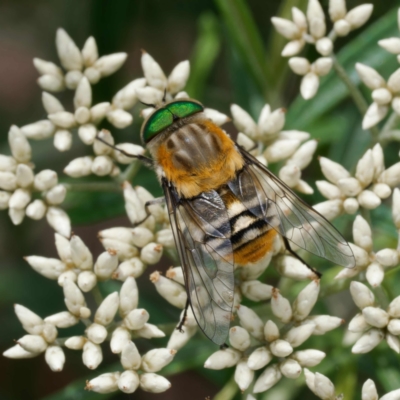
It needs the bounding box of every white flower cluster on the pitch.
[306,374,400,400]
[231,104,317,194]
[4,232,178,395]
[315,144,400,218]
[0,126,70,235]
[272,0,373,99]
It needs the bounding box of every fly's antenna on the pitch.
[95,132,154,168]
[140,101,156,108]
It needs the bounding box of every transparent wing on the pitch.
[230,149,355,268]
[163,179,235,345]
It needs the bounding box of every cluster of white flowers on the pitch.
[272,0,373,99]
[4,7,400,397]
[231,104,317,194]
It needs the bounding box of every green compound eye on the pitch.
[141,100,204,143]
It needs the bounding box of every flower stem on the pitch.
[117,160,142,184]
[378,111,400,145]
[373,285,390,310]
[91,285,104,306]
[63,181,121,192]
[213,374,239,400]
[331,55,380,140]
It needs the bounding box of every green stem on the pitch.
[331,55,380,140]
[373,285,390,310]
[81,318,92,328]
[91,285,104,306]
[213,374,239,400]
[117,160,142,184]
[63,181,121,192]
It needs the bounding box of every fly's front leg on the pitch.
[132,197,166,227]
[177,299,190,333]
[283,237,322,278]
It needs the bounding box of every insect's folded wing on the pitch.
[233,150,355,268]
[164,184,235,345]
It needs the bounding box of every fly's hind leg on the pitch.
[177,299,190,333]
[132,197,166,227]
[283,237,322,278]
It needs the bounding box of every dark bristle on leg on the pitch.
[283,237,322,278]
[95,135,154,168]
[132,197,165,227]
[177,299,189,333]
[220,343,229,350]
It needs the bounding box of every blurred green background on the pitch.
[1,0,400,399]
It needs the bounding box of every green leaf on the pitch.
[286,8,399,130]
[186,13,221,100]
[214,0,271,101]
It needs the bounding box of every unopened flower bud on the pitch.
[253,364,282,393]
[142,348,176,373]
[235,360,254,391]
[240,280,273,301]
[292,349,326,367]
[45,311,79,328]
[280,359,302,379]
[237,305,264,340]
[82,341,103,369]
[247,346,273,370]
[94,250,118,279]
[352,328,384,354]
[65,336,86,350]
[110,327,131,354]
[118,370,140,394]
[350,281,375,309]
[139,373,171,393]
[229,326,251,351]
[45,346,65,372]
[85,372,120,393]
[204,348,241,370]
[94,292,119,326]
[271,288,292,323]
[124,308,149,330]
[150,271,187,309]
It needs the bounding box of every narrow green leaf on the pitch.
[214,0,271,101]
[186,13,221,100]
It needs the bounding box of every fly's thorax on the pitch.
[152,116,244,198]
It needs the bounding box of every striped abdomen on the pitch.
[219,187,277,266]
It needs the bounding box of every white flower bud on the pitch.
[123,182,147,224]
[356,63,385,90]
[388,319,400,336]
[21,120,55,139]
[0,171,17,191]
[34,169,57,192]
[93,53,127,77]
[24,256,66,280]
[372,88,392,105]
[41,322,57,343]
[282,39,305,57]
[112,78,146,110]
[0,191,10,209]
[33,58,63,77]
[253,364,282,393]
[288,57,310,75]
[372,183,391,199]
[204,108,230,126]
[357,190,381,209]
[337,177,362,197]
[154,230,174,250]
[167,324,197,351]
[315,38,333,56]
[379,163,400,188]
[85,67,101,84]
[142,348,176,373]
[235,360,254,391]
[352,328,384,353]
[77,271,97,292]
[3,344,38,359]
[70,235,93,270]
[362,102,389,129]
[94,292,119,326]
[260,108,286,136]
[271,288,292,323]
[86,372,120,393]
[64,336,86,350]
[292,349,326,367]
[45,346,65,372]
[107,109,133,129]
[42,92,64,114]
[271,17,300,39]
[279,165,301,187]
[329,0,347,21]
[353,215,372,252]
[375,248,398,267]
[363,307,389,329]
[150,271,186,308]
[9,125,31,163]
[263,320,279,342]
[270,339,293,357]
[237,305,264,340]
[0,155,17,172]
[124,308,149,330]
[114,257,145,280]
[231,104,257,139]
[393,188,400,229]
[86,323,108,344]
[240,280,273,302]
[48,111,77,129]
[315,180,341,199]
[348,313,369,332]
[38,74,65,92]
[304,315,343,335]
[388,295,400,318]
[342,197,358,214]
[45,184,66,205]
[362,378,379,400]
[9,189,31,209]
[110,327,131,354]
[350,281,375,310]
[314,372,336,400]
[74,106,91,125]
[93,250,118,280]
[141,52,167,90]
[45,311,78,328]
[280,359,302,379]
[366,262,384,287]
[63,279,86,316]
[379,37,400,54]
[204,348,241,370]
[387,333,400,353]
[292,7,307,29]
[9,207,25,225]
[112,143,145,164]
[74,77,92,109]
[17,334,47,353]
[334,19,351,36]
[136,323,165,339]
[275,255,317,280]
[307,0,326,37]
[264,139,300,163]
[141,243,163,265]
[345,4,373,30]
[287,139,317,170]
[285,323,315,347]
[58,270,77,286]
[229,326,251,351]
[167,60,190,94]
[82,341,103,369]
[55,28,82,70]
[320,157,350,184]
[136,87,164,106]
[81,36,98,67]
[236,133,255,152]
[91,155,113,176]
[118,370,140,394]
[140,373,171,393]
[64,156,93,177]
[247,346,272,370]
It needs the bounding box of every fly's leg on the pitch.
[177,299,189,333]
[220,343,229,350]
[132,197,166,227]
[283,237,322,278]
[96,134,154,168]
